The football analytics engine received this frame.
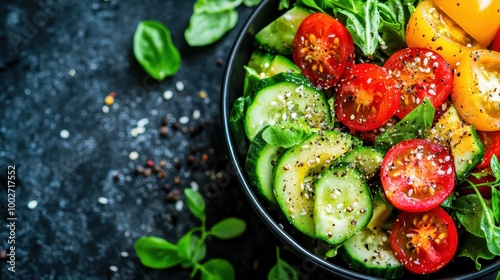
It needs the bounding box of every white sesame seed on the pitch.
[163,90,173,100]
[190,181,199,191]
[98,197,109,204]
[120,252,129,257]
[28,200,38,209]
[109,266,118,272]
[176,81,185,91]
[175,200,184,211]
[69,69,76,76]
[179,116,189,124]
[137,118,149,127]
[192,110,201,120]
[60,129,70,139]
[102,105,109,113]
[129,151,139,160]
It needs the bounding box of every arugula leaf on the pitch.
[458,233,496,270]
[133,20,181,80]
[374,97,435,151]
[193,0,242,13]
[463,156,500,256]
[455,194,488,238]
[243,0,261,7]
[209,217,247,239]
[134,237,183,269]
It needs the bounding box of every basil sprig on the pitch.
[134,189,246,279]
[133,20,181,80]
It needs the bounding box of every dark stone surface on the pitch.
[0,1,330,279]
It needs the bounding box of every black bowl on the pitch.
[221,1,500,279]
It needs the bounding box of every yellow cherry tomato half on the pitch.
[406,0,484,69]
[451,50,500,132]
[432,0,500,47]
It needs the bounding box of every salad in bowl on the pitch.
[222,0,500,278]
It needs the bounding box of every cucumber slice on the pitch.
[340,228,404,279]
[428,105,484,182]
[314,166,373,245]
[245,127,285,205]
[274,131,361,237]
[265,55,300,77]
[244,72,331,141]
[334,146,385,180]
[254,6,312,55]
[244,54,301,97]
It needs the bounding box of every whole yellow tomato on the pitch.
[451,50,500,132]
[432,0,500,47]
[406,0,484,69]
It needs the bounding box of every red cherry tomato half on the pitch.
[476,130,500,169]
[389,207,458,274]
[381,139,455,212]
[491,27,500,52]
[383,48,453,119]
[292,13,355,90]
[335,63,401,131]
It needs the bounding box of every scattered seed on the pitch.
[98,197,109,204]
[60,129,70,139]
[27,200,38,209]
[163,90,173,100]
[129,151,139,160]
[175,200,184,211]
[109,266,118,272]
[198,90,208,99]
[176,81,185,91]
[102,105,109,113]
[120,252,129,257]
[179,116,189,124]
[69,69,76,76]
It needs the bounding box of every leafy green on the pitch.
[262,120,312,148]
[461,156,500,256]
[134,189,247,278]
[455,194,488,238]
[133,20,181,80]
[458,233,496,270]
[268,247,299,280]
[185,188,206,221]
[210,217,247,239]
[185,9,239,47]
[374,97,435,151]
[185,0,263,46]
[297,0,422,62]
[133,236,182,269]
[201,259,236,280]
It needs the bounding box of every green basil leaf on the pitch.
[133,20,181,80]
[210,218,246,239]
[268,259,299,280]
[261,120,312,149]
[185,9,238,47]
[458,233,496,270]
[479,210,500,255]
[375,97,435,151]
[185,189,206,220]
[278,0,291,10]
[268,247,299,280]
[194,0,242,14]
[177,231,207,266]
[201,259,235,280]
[133,236,182,269]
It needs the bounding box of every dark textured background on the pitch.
[0,0,332,279]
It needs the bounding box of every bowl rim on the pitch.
[220,1,500,279]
